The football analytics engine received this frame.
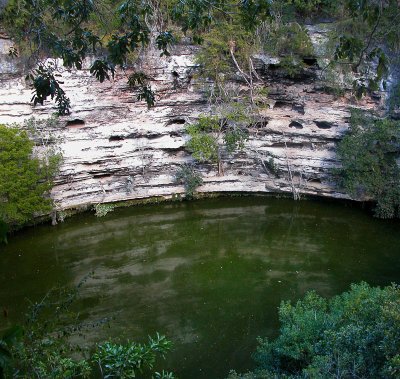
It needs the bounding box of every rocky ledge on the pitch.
[0,30,382,215]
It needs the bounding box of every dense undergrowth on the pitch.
[0,119,61,236]
[337,110,400,218]
[228,282,400,379]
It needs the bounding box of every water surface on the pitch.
[0,197,399,378]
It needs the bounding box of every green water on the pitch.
[1,197,400,378]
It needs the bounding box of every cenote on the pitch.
[1,197,400,378]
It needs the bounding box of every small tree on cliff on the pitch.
[186,104,249,176]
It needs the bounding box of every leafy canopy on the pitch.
[229,282,400,379]
[0,124,60,228]
[337,110,400,218]
[3,0,400,113]
[1,0,172,113]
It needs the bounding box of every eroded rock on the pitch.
[0,32,381,212]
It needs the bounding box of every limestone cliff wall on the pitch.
[0,31,381,213]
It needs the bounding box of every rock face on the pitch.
[0,32,381,213]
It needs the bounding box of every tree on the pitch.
[337,109,400,218]
[228,282,400,379]
[1,0,176,114]
[186,104,249,176]
[329,0,399,97]
[3,0,398,115]
[0,124,60,228]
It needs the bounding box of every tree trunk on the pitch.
[217,159,224,176]
[217,145,224,176]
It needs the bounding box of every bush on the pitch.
[229,282,400,379]
[94,203,115,217]
[288,0,339,19]
[185,105,249,176]
[0,281,175,379]
[389,80,400,115]
[0,124,61,229]
[263,22,313,58]
[195,20,255,82]
[175,164,203,199]
[93,335,173,379]
[336,110,400,218]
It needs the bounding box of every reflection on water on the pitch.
[0,197,400,378]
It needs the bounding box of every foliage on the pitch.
[337,110,400,218]
[261,21,314,77]
[94,203,115,217]
[0,326,23,379]
[1,280,175,379]
[0,124,61,228]
[127,72,156,107]
[2,282,93,379]
[89,59,115,83]
[388,80,400,114]
[186,116,220,163]
[175,164,203,199]
[171,0,271,38]
[263,22,313,58]
[228,370,288,379]
[228,282,400,379]
[264,158,279,177]
[193,2,315,84]
[186,105,249,175]
[24,116,64,167]
[156,31,175,57]
[3,0,400,112]
[26,64,71,116]
[331,0,400,98]
[178,0,400,97]
[287,0,339,19]
[195,19,255,82]
[1,0,170,112]
[93,334,174,379]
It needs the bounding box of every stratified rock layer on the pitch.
[0,35,379,212]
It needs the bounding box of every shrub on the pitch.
[175,164,203,199]
[288,0,340,19]
[265,158,279,177]
[94,203,115,217]
[0,280,175,379]
[0,124,61,229]
[264,22,313,58]
[93,334,173,379]
[336,110,400,218]
[228,282,400,379]
[195,20,255,82]
[389,80,400,115]
[185,105,250,176]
